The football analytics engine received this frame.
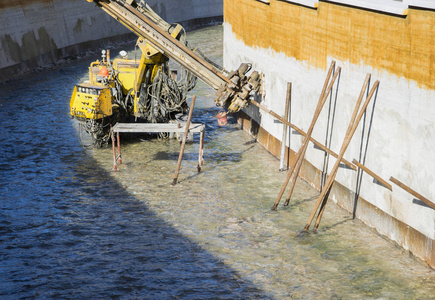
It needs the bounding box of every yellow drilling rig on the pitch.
[70,0,262,146]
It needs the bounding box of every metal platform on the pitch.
[112,122,205,133]
[110,122,205,172]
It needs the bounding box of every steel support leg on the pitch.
[111,127,118,171]
[117,132,122,164]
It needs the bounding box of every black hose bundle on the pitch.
[142,64,196,123]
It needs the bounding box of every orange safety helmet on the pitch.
[99,67,109,77]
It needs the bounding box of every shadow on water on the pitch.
[0,59,269,299]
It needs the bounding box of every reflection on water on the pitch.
[0,25,434,299]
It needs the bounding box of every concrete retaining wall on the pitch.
[0,0,223,82]
[223,0,435,268]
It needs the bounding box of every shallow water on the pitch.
[1,25,434,299]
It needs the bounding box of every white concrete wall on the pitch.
[223,23,435,241]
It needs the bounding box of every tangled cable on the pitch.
[137,63,196,123]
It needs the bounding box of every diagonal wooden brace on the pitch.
[304,75,379,231]
[272,61,340,210]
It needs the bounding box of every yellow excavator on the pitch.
[70,0,261,146]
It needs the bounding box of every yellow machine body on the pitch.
[112,43,165,116]
[70,39,166,121]
[70,84,112,119]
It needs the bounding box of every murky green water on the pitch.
[87,26,435,299]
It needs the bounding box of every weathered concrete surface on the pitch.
[224,0,435,268]
[0,0,223,82]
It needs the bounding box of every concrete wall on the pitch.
[0,0,223,82]
[223,0,435,268]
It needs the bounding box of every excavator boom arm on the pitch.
[88,0,261,112]
[94,0,228,90]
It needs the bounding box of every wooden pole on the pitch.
[352,159,392,191]
[272,62,339,210]
[390,177,435,210]
[283,64,340,207]
[249,100,356,171]
[197,130,205,172]
[313,78,377,229]
[172,95,196,185]
[279,82,292,171]
[309,78,379,231]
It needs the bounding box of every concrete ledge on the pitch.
[0,33,135,83]
[236,110,435,269]
[178,16,223,31]
[0,13,222,83]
